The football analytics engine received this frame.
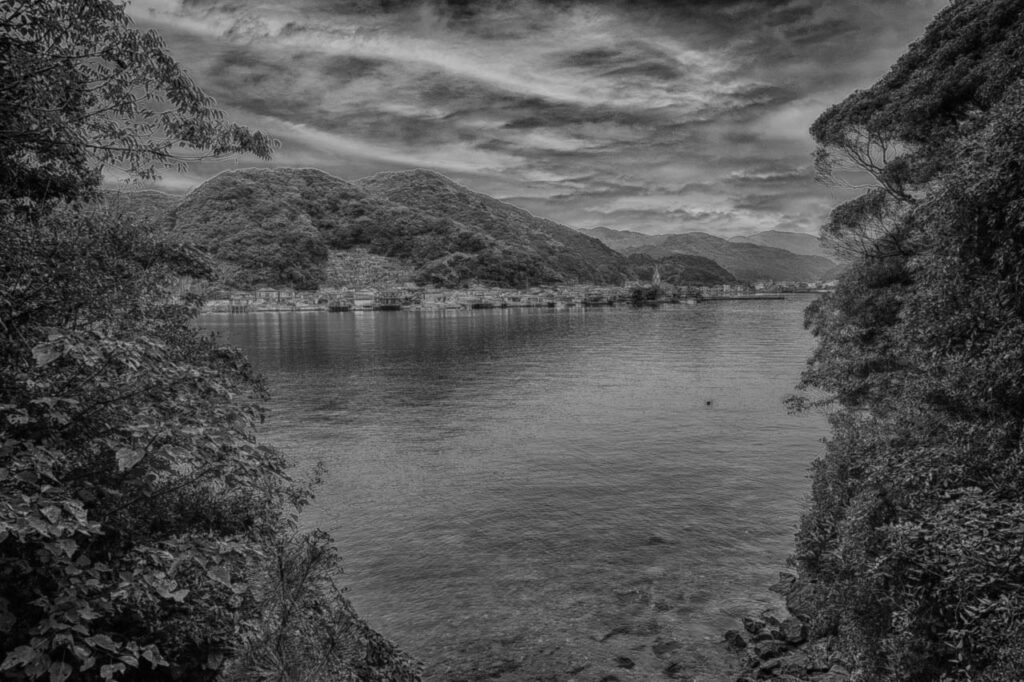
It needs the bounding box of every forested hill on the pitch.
[357,170,630,286]
[113,167,633,289]
[788,0,1024,679]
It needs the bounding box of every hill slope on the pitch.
[356,170,628,287]
[117,168,639,289]
[729,230,830,259]
[116,169,765,290]
[579,227,668,252]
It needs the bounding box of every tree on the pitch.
[0,209,293,681]
[0,2,420,680]
[795,1,1024,678]
[0,0,274,209]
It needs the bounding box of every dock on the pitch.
[700,295,785,301]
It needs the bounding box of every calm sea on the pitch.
[200,298,827,681]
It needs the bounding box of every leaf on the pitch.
[208,565,231,586]
[86,634,118,653]
[40,505,61,524]
[100,663,125,680]
[140,647,168,668]
[114,448,145,472]
[48,661,72,682]
[32,343,61,367]
[168,589,189,603]
[1,646,37,671]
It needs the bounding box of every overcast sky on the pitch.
[127,0,945,237]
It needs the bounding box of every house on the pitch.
[353,289,377,310]
[374,289,403,310]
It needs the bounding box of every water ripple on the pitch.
[202,298,827,680]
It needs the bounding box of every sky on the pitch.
[126,0,946,237]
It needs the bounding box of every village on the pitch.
[203,278,836,313]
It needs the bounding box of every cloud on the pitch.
[127,0,948,237]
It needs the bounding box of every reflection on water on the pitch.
[201,300,826,680]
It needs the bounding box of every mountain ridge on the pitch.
[111,169,839,289]
[580,227,841,282]
[729,229,831,259]
[108,168,634,289]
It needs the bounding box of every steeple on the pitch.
[652,264,661,288]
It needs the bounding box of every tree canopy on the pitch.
[796,1,1024,678]
[0,0,274,209]
[0,2,419,680]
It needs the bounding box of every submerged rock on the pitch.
[779,617,807,644]
[753,640,788,661]
[769,571,798,596]
[663,660,686,679]
[652,639,683,657]
[723,630,748,651]
[742,617,766,635]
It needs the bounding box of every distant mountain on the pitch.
[729,230,830,259]
[110,168,636,289]
[581,228,839,282]
[581,227,669,251]
[625,253,735,285]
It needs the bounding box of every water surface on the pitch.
[201,299,826,680]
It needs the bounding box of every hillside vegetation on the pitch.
[358,170,630,286]
[793,0,1024,679]
[119,168,635,290]
[0,2,421,680]
[119,171,833,291]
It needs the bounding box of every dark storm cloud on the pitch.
[128,0,947,236]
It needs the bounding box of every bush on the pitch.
[0,210,420,680]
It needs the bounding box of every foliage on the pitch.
[796,2,1024,678]
[0,210,288,680]
[225,532,421,682]
[0,211,422,681]
[0,0,274,210]
[140,167,632,289]
[1,2,419,680]
[810,0,1024,202]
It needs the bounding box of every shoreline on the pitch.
[724,572,851,682]
[188,282,826,315]
[199,294,803,314]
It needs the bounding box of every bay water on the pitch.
[200,298,827,680]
